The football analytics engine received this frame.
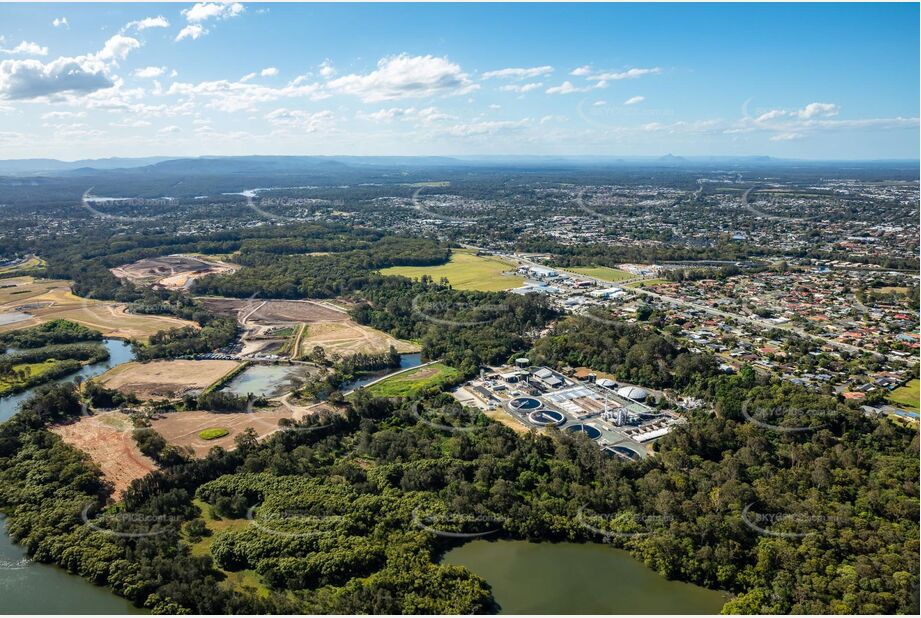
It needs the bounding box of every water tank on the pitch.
[617,386,649,402]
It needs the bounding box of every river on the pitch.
[1,339,143,613]
[443,540,729,614]
[0,339,136,423]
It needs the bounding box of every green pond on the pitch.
[443,540,729,614]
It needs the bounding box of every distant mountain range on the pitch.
[0,154,916,175]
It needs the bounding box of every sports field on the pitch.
[365,362,459,398]
[888,379,920,412]
[567,266,634,282]
[380,249,523,292]
[0,276,195,341]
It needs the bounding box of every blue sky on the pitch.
[0,2,917,160]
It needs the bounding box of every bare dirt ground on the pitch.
[0,276,195,341]
[298,320,420,357]
[52,412,157,500]
[151,405,292,457]
[111,254,237,290]
[96,359,242,400]
[199,298,349,323]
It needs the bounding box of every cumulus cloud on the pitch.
[176,25,206,41]
[41,110,85,120]
[176,2,244,41]
[357,105,452,125]
[623,95,645,105]
[134,66,166,79]
[260,67,278,77]
[797,102,839,119]
[440,118,530,137]
[482,65,553,80]
[318,59,335,78]
[158,125,181,134]
[570,65,592,77]
[52,17,69,29]
[167,75,327,112]
[1,41,49,56]
[122,16,170,32]
[327,54,476,102]
[0,34,140,100]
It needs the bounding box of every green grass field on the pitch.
[198,427,230,440]
[0,360,63,395]
[365,362,460,398]
[567,266,634,282]
[380,249,523,292]
[888,379,920,412]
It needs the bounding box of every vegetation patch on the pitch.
[364,362,460,398]
[198,427,231,440]
[887,378,920,412]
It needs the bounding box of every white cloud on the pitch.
[134,66,166,79]
[770,132,803,141]
[176,25,206,41]
[96,35,141,62]
[593,100,607,106]
[0,34,140,100]
[358,105,452,125]
[1,41,49,57]
[545,80,593,95]
[540,114,566,124]
[122,16,170,33]
[264,108,334,132]
[260,67,278,77]
[159,125,181,134]
[499,82,542,94]
[440,118,530,137]
[327,54,476,102]
[167,76,327,112]
[176,2,244,41]
[52,17,69,29]
[183,2,245,23]
[319,59,335,78]
[41,110,85,120]
[623,95,645,105]
[570,65,593,77]
[587,67,661,81]
[797,102,839,119]
[482,65,553,80]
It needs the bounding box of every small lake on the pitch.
[0,339,136,423]
[0,517,142,614]
[341,353,423,392]
[221,364,312,398]
[443,540,729,614]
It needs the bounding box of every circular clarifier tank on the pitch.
[565,424,602,439]
[608,445,642,461]
[528,409,565,426]
[508,396,542,411]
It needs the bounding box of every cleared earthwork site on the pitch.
[51,412,157,499]
[0,276,195,341]
[111,254,238,290]
[150,401,339,457]
[199,296,420,358]
[96,359,242,400]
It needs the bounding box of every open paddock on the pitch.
[52,412,157,500]
[96,359,242,400]
[0,277,195,341]
[151,406,295,456]
[297,320,420,357]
